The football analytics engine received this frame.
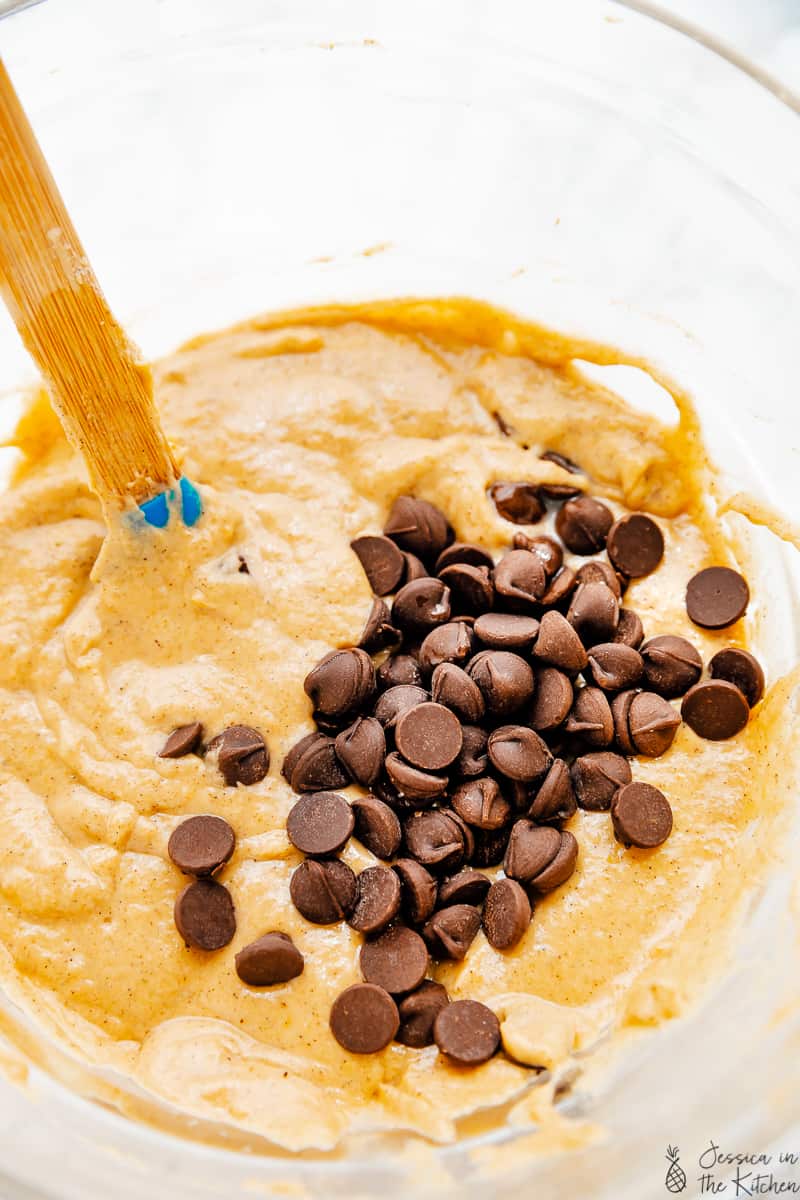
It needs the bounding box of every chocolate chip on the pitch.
[438,869,491,908]
[628,691,681,756]
[709,648,765,708]
[444,808,476,862]
[335,717,386,787]
[539,450,584,499]
[304,649,375,720]
[467,650,535,717]
[206,725,270,786]
[453,724,489,778]
[483,878,531,950]
[474,612,540,651]
[350,535,406,595]
[686,567,749,629]
[431,662,486,722]
[285,733,349,793]
[374,684,430,729]
[404,810,465,871]
[513,533,563,577]
[571,751,632,811]
[287,792,354,857]
[237,555,250,574]
[529,758,577,823]
[490,482,545,524]
[174,879,236,950]
[433,999,500,1065]
[394,702,463,771]
[574,559,624,599]
[418,622,474,673]
[681,680,750,741]
[503,821,562,883]
[614,608,645,648]
[555,496,614,555]
[471,825,511,867]
[606,514,664,578]
[235,932,304,987]
[567,581,620,646]
[586,643,644,691]
[438,563,494,615]
[290,858,357,924]
[168,815,235,877]
[611,783,673,848]
[359,925,429,996]
[330,983,399,1053]
[527,667,574,732]
[351,795,402,859]
[396,981,449,1047]
[392,578,452,635]
[401,552,430,582]
[435,542,495,573]
[159,722,203,759]
[422,904,481,961]
[540,565,577,607]
[641,635,702,698]
[359,597,401,652]
[533,611,588,674]
[393,858,438,925]
[384,496,452,564]
[610,689,637,755]
[450,777,512,830]
[377,655,423,690]
[349,866,402,934]
[528,830,579,892]
[564,687,614,747]
[488,725,552,782]
[492,550,546,610]
[385,752,448,804]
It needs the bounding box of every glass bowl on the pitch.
[0,1,797,1197]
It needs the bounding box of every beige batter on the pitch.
[0,298,794,1153]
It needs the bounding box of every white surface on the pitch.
[657,0,799,92]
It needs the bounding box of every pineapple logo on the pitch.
[665,1145,687,1193]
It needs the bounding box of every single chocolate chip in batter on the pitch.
[395,702,463,771]
[487,725,552,782]
[207,725,270,786]
[335,717,386,787]
[330,983,399,1053]
[304,648,376,719]
[686,566,749,629]
[348,866,402,934]
[681,679,750,741]
[235,932,304,987]
[360,925,429,995]
[350,534,406,595]
[489,481,545,524]
[611,782,673,848]
[159,722,203,759]
[641,635,702,699]
[606,513,664,578]
[168,814,235,877]
[174,879,236,951]
[393,858,438,925]
[291,858,358,925]
[351,794,402,860]
[483,878,531,950]
[555,496,614,555]
[433,999,501,1065]
[287,791,354,857]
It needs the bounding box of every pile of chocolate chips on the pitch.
[281,458,764,1065]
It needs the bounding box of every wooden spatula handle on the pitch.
[0,61,178,506]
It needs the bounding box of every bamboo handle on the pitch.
[0,61,178,507]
